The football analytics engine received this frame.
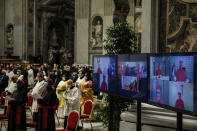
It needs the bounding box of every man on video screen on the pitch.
[136,64,144,78]
[100,75,107,91]
[176,60,188,82]
[108,58,116,76]
[96,58,102,74]
[153,84,165,104]
[124,78,130,90]
[131,79,137,93]
[175,92,184,109]
[156,64,162,78]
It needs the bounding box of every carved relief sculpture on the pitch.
[166,0,197,52]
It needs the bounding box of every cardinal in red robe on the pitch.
[97,65,102,74]
[175,92,184,109]
[100,75,107,91]
[136,64,144,78]
[132,80,137,93]
[124,78,130,90]
[153,84,165,104]
[119,64,125,76]
[176,60,187,82]
[156,64,162,77]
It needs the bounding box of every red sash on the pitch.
[38,105,54,131]
[16,104,24,130]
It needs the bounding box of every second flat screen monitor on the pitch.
[117,54,148,101]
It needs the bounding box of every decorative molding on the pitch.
[182,0,197,3]
[166,0,197,39]
[89,50,103,54]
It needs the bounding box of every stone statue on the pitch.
[48,47,55,63]
[5,24,14,56]
[49,28,58,47]
[95,20,102,45]
[91,19,103,48]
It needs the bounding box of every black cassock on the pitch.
[36,85,58,131]
[8,88,28,131]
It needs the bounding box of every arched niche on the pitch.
[90,16,103,50]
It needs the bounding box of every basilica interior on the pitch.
[0,0,197,131]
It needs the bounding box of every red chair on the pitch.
[56,111,79,131]
[0,92,6,106]
[53,100,60,126]
[0,92,7,116]
[0,104,11,130]
[27,104,59,129]
[80,100,93,130]
[26,121,37,128]
[25,96,33,116]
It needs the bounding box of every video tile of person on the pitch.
[118,62,147,78]
[117,54,148,101]
[93,56,117,92]
[150,56,170,81]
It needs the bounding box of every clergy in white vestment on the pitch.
[4,75,18,110]
[31,72,46,122]
[5,75,18,95]
[76,70,85,90]
[63,80,80,129]
[27,65,34,87]
[6,68,14,84]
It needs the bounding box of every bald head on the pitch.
[67,80,73,86]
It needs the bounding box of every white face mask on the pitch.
[66,85,71,89]
[84,76,87,81]
[62,77,66,81]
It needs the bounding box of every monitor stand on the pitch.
[177,112,183,131]
[137,101,142,131]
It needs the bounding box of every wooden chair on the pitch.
[56,110,79,131]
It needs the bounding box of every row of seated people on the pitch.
[0,63,94,131]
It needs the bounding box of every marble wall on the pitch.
[0,0,5,56]
[0,0,26,59]
[75,0,135,65]
[6,0,23,58]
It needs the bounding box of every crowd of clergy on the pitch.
[0,63,95,131]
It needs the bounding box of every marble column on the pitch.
[0,0,5,56]
[42,13,49,62]
[141,0,159,53]
[141,0,151,53]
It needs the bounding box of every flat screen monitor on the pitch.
[117,54,148,101]
[93,55,118,94]
[149,53,197,116]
